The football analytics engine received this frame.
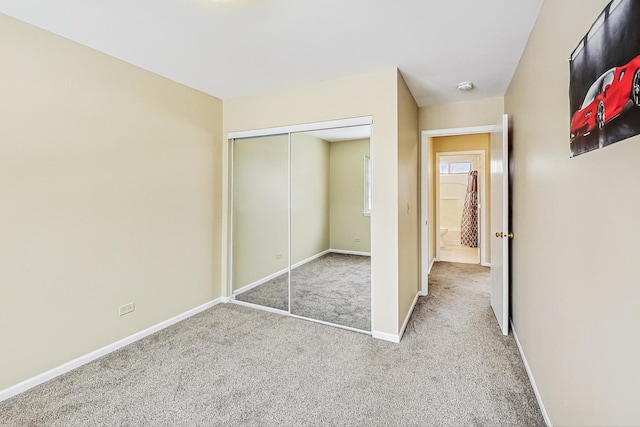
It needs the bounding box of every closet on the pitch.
[230,118,372,332]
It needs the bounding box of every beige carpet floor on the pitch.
[235,253,371,331]
[0,261,544,426]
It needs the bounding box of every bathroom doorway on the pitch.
[420,128,494,295]
[436,151,485,264]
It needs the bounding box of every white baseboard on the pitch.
[481,262,491,267]
[234,267,288,296]
[0,298,223,403]
[289,314,370,335]
[419,259,435,296]
[399,292,419,341]
[229,299,289,315]
[292,249,330,269]
[234,249,371,298]
[510,319,552,427]
[234,250,333,297]
[371,330,400,343]
[329,249,371,257]
[372,292,420,344]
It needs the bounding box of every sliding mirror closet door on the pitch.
[290,127,371,331]
[232,135,289,311]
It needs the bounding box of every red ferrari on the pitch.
[570,55,640,141]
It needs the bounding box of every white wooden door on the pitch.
[490,114,510,336]
[420,134,430,296]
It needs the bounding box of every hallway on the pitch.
[408,261,544,424]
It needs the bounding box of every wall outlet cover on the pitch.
[118,302,135,316]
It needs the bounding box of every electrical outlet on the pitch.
[118,302,135,316]
[354,237,360,242]
[276,253,282,259]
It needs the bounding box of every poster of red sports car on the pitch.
[569,0,640,157]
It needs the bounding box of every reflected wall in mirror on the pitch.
[290,126,371,331]
[232,135,289,311]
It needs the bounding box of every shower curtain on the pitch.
[460,170,479,247]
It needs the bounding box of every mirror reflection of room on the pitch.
[291,128,371,332]
[438,154,481,264]
[231,125,371,333]
[232,134,290,311]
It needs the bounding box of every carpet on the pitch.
[0,261,544,426]
[235,253,371,331]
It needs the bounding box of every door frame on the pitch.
[420,124,500,296]
[435,150,486,265]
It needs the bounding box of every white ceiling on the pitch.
[0,0,543,107]
[306,126,371,142]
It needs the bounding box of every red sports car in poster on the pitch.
[570,55,640,141]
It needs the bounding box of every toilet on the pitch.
[439,228,448,248]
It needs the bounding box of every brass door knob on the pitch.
[495,232,514,239]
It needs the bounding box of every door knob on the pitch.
[495,232,514,239]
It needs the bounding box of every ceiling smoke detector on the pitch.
[457,81,474,91]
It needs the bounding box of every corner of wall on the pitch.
[396,70,420,331]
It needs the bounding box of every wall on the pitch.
[431,134,491,263]
[439,174,468,239]
[232,135,289,290]
[329,139,371,253]
[0,14,223,390]
[223,68,405,336]
[397,73,420,330]
[505,0,640,424]
[419,97,504,130]
[233,133,374,288]
[292,134,331,264]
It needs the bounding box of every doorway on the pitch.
[420,116,510,336]
[420,125,497,296]
[436,150,485,265]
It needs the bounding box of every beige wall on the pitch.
[505,0,640,424]
[232,135,289,290]
[0,14,223,390]
[397,73,420,329]
[419,97,504,130]
[329,139,371,253]
[233,133,374,289]
[431,134,491,264]
[223,68,403,335]
[292,134,331,263]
